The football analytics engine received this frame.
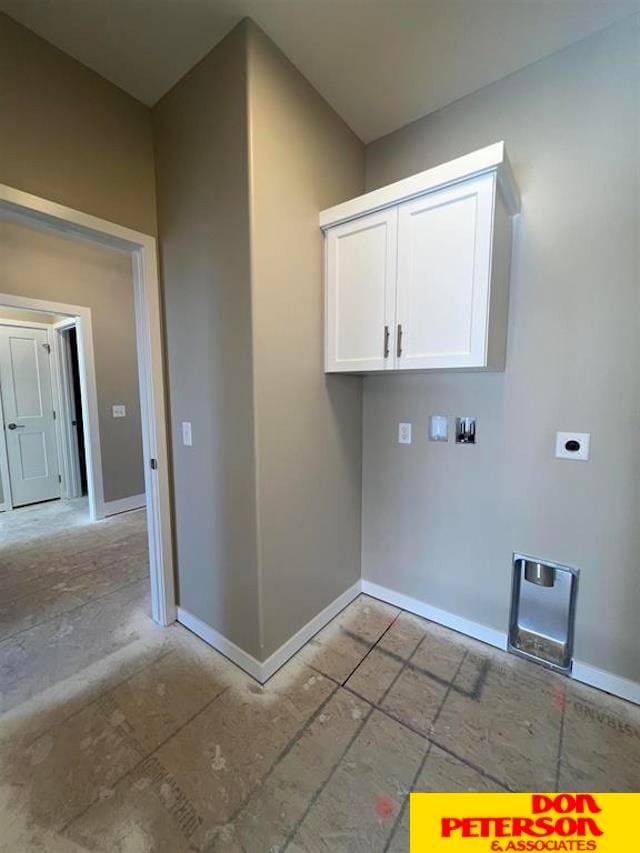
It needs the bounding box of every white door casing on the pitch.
[0,183,175,627]
[395,173,495,370]
[0,325,61,507]
[325,207,398,372]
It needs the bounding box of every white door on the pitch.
[325,207,397,372]
[396,173,495,369]
[0,325,61,507]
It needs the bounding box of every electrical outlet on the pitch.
[398,422,412,445]
[182,421,192,447]
[112,404,126,418]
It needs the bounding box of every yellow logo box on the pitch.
[410,793,638,852]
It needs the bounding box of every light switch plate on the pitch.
[555,431,590,461]
[182,421,192,447]
[398,422,412,445]
[112,404,126,418]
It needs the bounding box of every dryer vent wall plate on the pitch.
[555,432,590,461]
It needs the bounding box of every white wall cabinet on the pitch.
[321,142,520,373]
[325,208,397,372]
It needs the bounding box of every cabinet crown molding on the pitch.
[320,141,520,230]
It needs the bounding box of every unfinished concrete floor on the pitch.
[1,502,640,851]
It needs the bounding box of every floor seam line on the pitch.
[59,683,231,836]
[0,548,149,605]
[376,632,428,707]
[317,642,512,791]
[18,647,177,749]
[341,671,513,791]
[381,650,470,852]
[424,736,514,791]
[280,705,375,851]
[339,610,403,686]
[382,741,433,852]
[555,685,567,791]
[221,684,341,831]
[0,574,149,645]
[342,625,486,699]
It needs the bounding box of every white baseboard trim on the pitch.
[177,606,264,681]
[177,580,362,683]
[362,579,640,707]
[572,660,640,706]
[260,580,362,681]
[361,579,508,651]
[180,578,640,705]
[101,493,146,517]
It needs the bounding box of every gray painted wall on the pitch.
[0,308,65,325]
[362,18,640,682]
[153,22,262,657]
[0,12,157,236]
[0,218,144,503]
[247,23,365,658]
[154,20,365,661]
[0,13,156,506]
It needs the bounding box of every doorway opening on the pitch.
[0,290,155,660]
[0,309,90,512]
[58,323,88,499]
[0,183,175,627]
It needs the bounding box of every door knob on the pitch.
[7,423,25,430]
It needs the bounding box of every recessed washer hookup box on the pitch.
[508,554,580,673]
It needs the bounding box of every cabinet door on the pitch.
[325,208,397,372]
[396,174,495,369]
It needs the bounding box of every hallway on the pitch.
[0,500,150,705]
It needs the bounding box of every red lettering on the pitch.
[464,818,481,837]
[512,818,535,836]
[578,795,601,814]
[441,810,603,841]
[555,795,574,814]
[441,818,463,837]
[524,817,556,837]
[532,795,555,814]
[532,793,602,818]
[578,818,604,837]
[494,817,511,837]
[555,817,578,836]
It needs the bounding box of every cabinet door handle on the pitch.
[397,324,403,357]
[383,325,390,358]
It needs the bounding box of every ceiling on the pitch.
[1,0,638,142]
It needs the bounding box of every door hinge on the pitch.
[52,410,56,420]
[43,343,51,353]
[150,458,158,470]
[58,474,62,483]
